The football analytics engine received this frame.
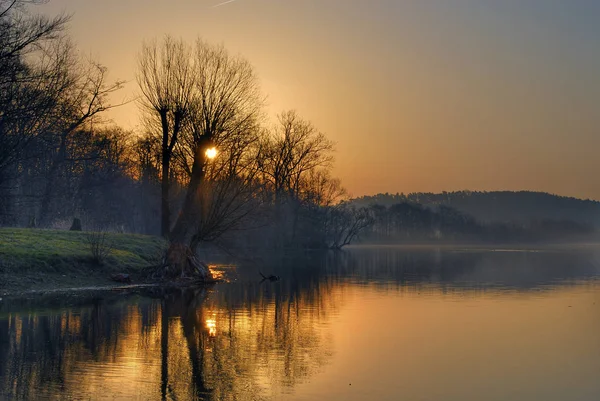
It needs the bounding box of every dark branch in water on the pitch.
[259,272,280,282]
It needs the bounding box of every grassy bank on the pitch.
[0,228,167,295]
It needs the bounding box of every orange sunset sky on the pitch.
[39,0,600,199]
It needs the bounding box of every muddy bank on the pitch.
[0,271,159,298]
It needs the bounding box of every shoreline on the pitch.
[0,270,163,298]
[3,227,599,298]
[349,241,600,251]
[0,282,161,299]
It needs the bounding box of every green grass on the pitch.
[0,228,167,274]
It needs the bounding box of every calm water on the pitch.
[1,246,600,400]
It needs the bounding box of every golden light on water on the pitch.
[205,147,218,159]
[209,264,229,282]
[206,315,217,337]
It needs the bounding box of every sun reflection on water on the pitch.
[208,264,236,283]
[205,313,217,337]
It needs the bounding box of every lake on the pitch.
[1,246,600,400]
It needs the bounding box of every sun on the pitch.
[205,147,218,159]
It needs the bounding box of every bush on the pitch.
[85,231,112,265]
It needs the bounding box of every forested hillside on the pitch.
[352,191,600,227]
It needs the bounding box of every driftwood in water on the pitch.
[259,272,280,282]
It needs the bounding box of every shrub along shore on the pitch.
[0,228,167,296]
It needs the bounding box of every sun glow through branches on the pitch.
[205,147,218,159]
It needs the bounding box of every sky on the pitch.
[38,0,600,199]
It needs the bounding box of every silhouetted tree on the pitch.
[0,1,123,227]
[0,0,70,178]
[36,52,123,226]
[324,204,373,249]
[160,39,262,280]
[137,37,195,237]
[257,111,334,247]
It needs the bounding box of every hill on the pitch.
[352,191,600,227]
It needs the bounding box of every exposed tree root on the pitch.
[151,243,220,285]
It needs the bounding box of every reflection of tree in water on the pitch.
[2,247,599,400]
[0,297,164,400]
[203,280,337,397]
[159,278,338,400]
[0,277,339,400]
[325,247,600,291]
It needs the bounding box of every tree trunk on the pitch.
[160,151,171,238]
[160,109,172,238]
[162,141,213,281]
[38,134,67,227]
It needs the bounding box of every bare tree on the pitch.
[137,37,195,237]
[324,205,373,249]
[0,0,69,68]
[257,111,335,246]
[258,111,334,200]
[0,0,70,178]
[300,169,346,208]
[174,123,264,246]
[37,41,123,226]
[0,1,125,227]
[156,39,262,280]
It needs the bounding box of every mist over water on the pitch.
[2,246,600,401]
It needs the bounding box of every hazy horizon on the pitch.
[38,0,600,200]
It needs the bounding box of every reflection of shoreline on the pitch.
[325,248,600,291]
[0,283,340,400]
[347,242,600,251]
[1,248,599,400]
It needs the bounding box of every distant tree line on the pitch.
[360,201,596,244]
[0,1,371,278]
[353,191,600,228]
